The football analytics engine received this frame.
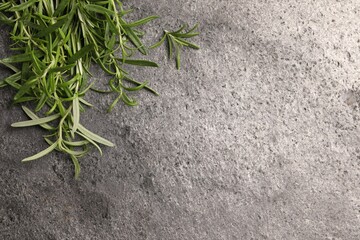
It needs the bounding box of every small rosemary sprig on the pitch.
[0,0,199,178]
[151,24,200,69]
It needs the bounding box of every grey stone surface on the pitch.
[0,0,359,239]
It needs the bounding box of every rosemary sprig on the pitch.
[151,24,200,69]
[0,0,199,178]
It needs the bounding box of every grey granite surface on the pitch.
[0,0,359,239]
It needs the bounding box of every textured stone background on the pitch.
[1,0,359,239]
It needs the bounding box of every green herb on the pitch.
[151,24,200,69]
[0,0,199,178]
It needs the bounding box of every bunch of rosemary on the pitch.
[0,0,199,178]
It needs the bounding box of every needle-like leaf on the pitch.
[72,96,80,135]
[12,113,61,127]
[22,140,58,162]
[21,107,55,131]
[70,155,81,179]
[78,124,115,147]
[116,58,159,67]
[68,44,94,63]
[8,0,39,12]
[36,18,67,38]
[123,16,159,28]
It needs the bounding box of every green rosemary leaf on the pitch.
[107,94,121,112]
[4,77,21,89]
[48,63,76,73]
[70,155,81,179]
[173,24,187,34]
[0,80,7,88]
[21,140,58,162]
[121,92,138,106]
[36,18,67,38]
[149,35,166,49]
[13,77,38,101]
[13,96,37,104]
[72,96,80,135]
[8,0,39,12]
[63,140,89,147]
[62,145,88,157]
[1,51,42,63]
[0,12,13,25]
[79,98,93,107]
[0,72,21,89]
[175,43,181,70]
[0,2,11,11]
[83,4,115,15]
[11,113,61,127]
[35,93,48,112]
[77,131,103,156]
[123,16,159,28]
[116,58,159,67]
[173,38,200,49]
[78,124,115,147]
[167,35,174,58]
[187,23,199,33]
[53,0,70,16]
[122,80,149,92]
[105,13,118,34]
[171,32,200,38]
[68,44,94,63]
[123,76,159,96]
[121,19,147,55]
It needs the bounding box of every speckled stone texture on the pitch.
[1,0,359,239]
